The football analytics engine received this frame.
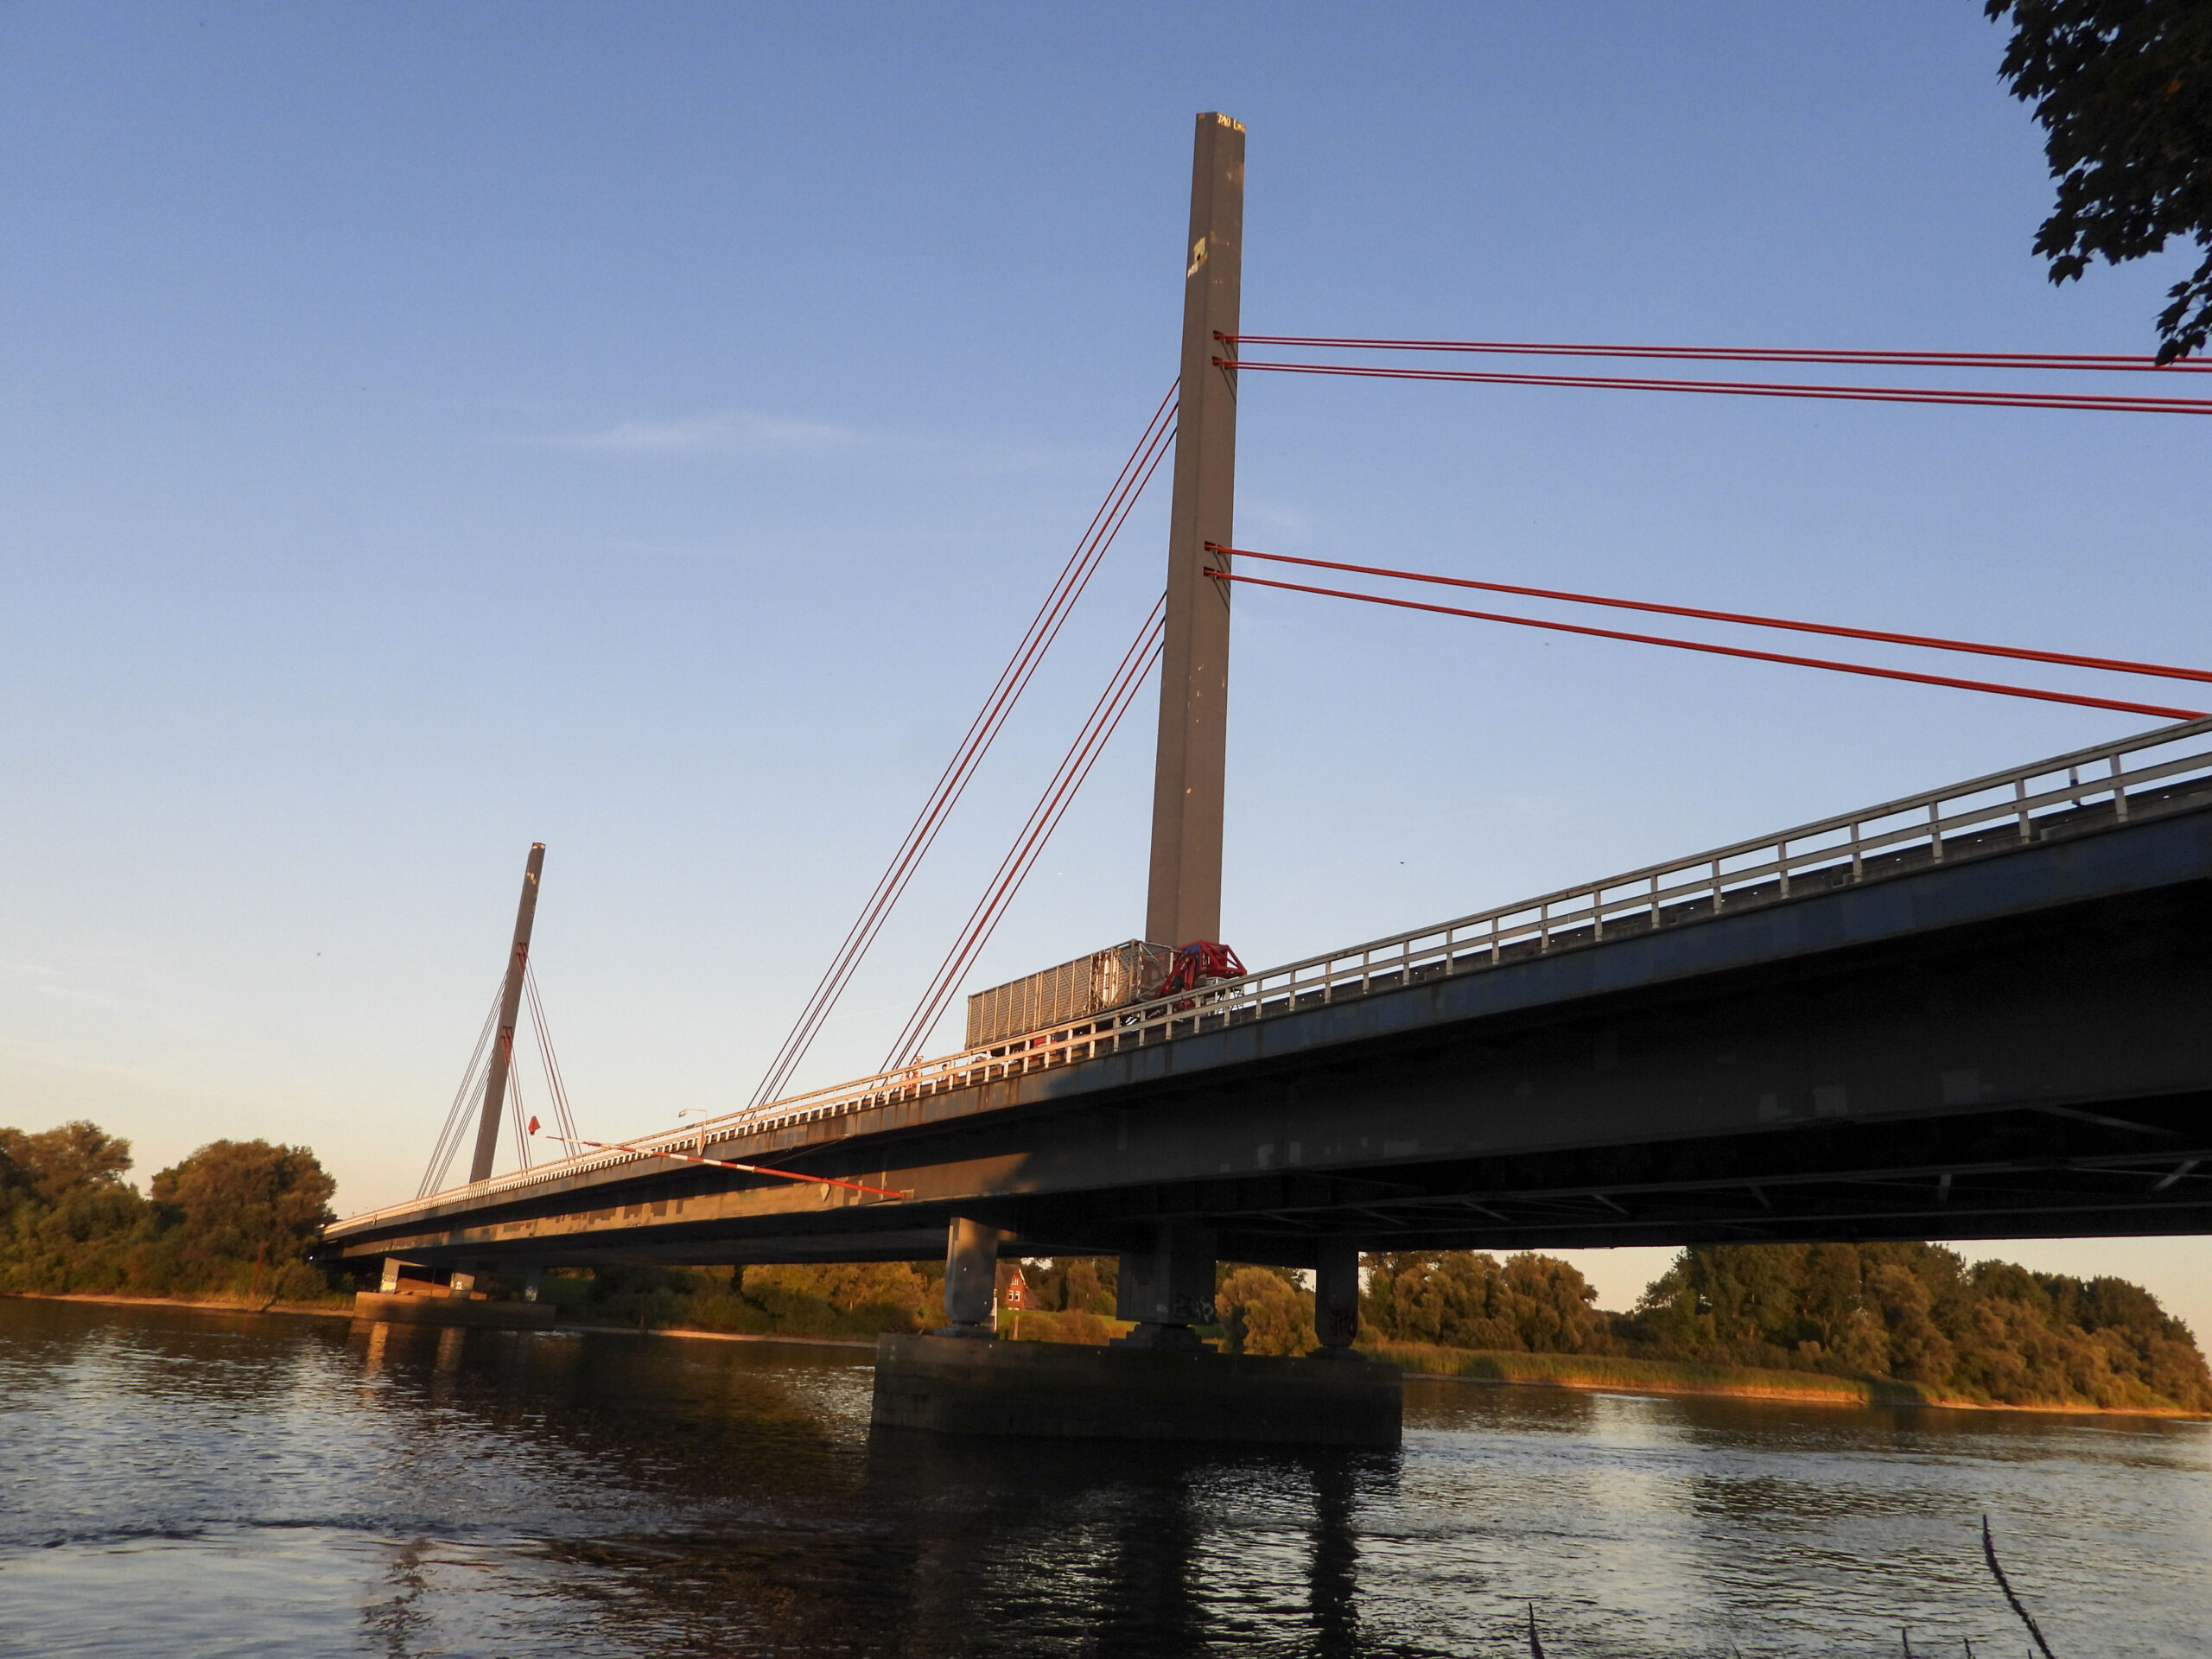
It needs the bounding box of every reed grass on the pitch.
[1982,1516,2058,1658]
[995,1306,1135,1344]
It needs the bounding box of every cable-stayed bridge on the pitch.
[325,115,2212,1391]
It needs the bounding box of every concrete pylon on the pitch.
[1145,112,1244,950]
[467,843,545,1185]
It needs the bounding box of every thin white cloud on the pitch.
[0,959,108,1007]
[536,411,867,457]
[520,410,1114,476]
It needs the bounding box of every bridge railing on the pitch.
[1179,714,2212,1031]
[339,715,2212,1230]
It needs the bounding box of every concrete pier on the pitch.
[871,1333,1401,1446]
[351,1292,558,1329]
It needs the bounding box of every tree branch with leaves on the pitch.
[1987,0,2212,362]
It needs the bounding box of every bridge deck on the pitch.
[326,719,2212,1268]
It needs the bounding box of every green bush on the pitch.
[541,1260,937,1336]
[0,1120,339,1301]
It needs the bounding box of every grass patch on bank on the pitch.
[1361,1341,1943,1406]
[997,1307,1135,1344]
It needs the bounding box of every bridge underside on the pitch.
[328,802,2212,1274]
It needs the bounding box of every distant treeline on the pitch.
[1016,1248,2212,1413]
[0,1120,336,1303]
[1363,1243,2212,1414]
[6,1118,2208,1414]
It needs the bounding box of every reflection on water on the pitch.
[0,1300,2205,1657]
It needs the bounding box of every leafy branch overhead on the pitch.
[1987,1,2212,363]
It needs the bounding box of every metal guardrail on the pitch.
[331,715,2212,1234]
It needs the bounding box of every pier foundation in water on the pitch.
[869,1333,1402,1446]
[880,1219,1398,1444]
[351,1291,558,1329]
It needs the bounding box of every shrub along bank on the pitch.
[532,1261,944,1338]
[0,1120,338,1305]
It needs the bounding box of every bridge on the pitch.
[326,115,2211,1385]
[325,715,2212,1291]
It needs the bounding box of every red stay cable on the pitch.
[883,596,1167,1069]
[1215,358,2212,416]
[892,632,1159,1065]
[749,384,1177,1108]
[528,1121,906,1199]
[1208,544,2212,688]
[1209,569,2205,722]
[1219,334,2209,372]
[754,390,1173,1099]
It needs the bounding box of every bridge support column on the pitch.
[1114,1222,1217,1350]
[938,1217,1006,1338]
[521,1265,543,1304]
[1314,1243,1361,1352]
[447,1261,478,1300]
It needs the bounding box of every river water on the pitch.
[0,1300,2204,1657]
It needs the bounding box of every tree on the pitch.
[1217,1265,1316,1356]
[1363,1250,1614,1354]
[0,1121,134,1205]
[1986,1,2212,362]
[148,1139,335,1287]
[0,1121,146,1293]
[1497,1252,1612,1353]
[1022,1255,1119,1315]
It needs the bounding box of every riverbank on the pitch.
[998,1311,2211,1418]
[3,1289,359,1319]
[15,1293,2205,1417]
[1,1290,881,1351]
[579,1320,876,1352]
[1365,1339,2212,1419]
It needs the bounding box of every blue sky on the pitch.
[5,4,2209,1330]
